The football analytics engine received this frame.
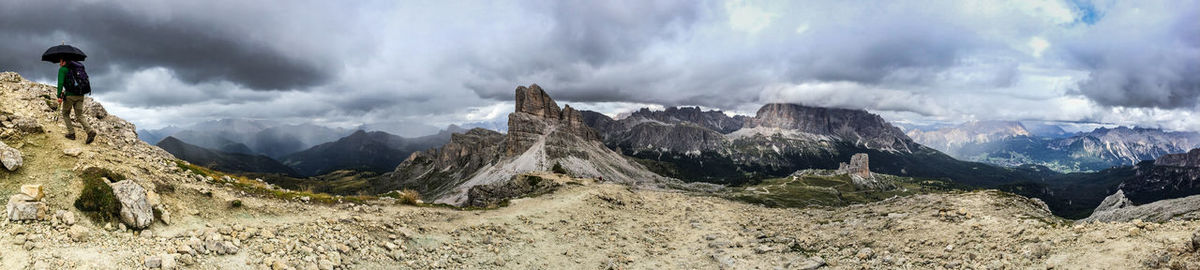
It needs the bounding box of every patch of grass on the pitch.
[174,159,376,205]
[381,189,422,205]
[728,171,971,208]
[74,167,125,223]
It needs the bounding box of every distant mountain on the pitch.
[909,123,1200,172]
[1021,121,1072,138]
[906,121,1032,157]
[280,127,461,177]
[460,120,509,133]
[139,119,354,158]
[137,126,183,145]
[156,136,298,176]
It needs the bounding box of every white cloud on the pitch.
[725,0,776,33]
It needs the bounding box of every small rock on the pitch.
[19,184,44,200]
[63,148,83,157]
[787,256,826,270]
[856,247,875,260]
[67,225,90,242]
[57,210,77,226]
[160,254,176,270]
[144,256,162,268]
[317,259,334,270]
[0,141,22,171]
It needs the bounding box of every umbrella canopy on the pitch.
[41,44,87,63]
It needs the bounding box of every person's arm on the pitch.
[57,66,66,99]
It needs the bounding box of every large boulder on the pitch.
[11,116,43,133]
[6,194,47,221]
[0,140,21,171]
[110,180,154,229]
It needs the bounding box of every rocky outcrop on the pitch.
[1082,191,1200,222]
[111,180,154,229]
[382,84,667,205]
[1091,189,1133,213]
[837,153,871,179]
[0,140,20,171]
[465,173,564,208]
[374,128,506,197]
[836,153,892,190]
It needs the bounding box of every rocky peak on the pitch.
[506,84,599,156]
[747,103,915,152]
[1155,148,1200,167]
[514,84,561,120]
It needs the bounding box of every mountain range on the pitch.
[280,127,463,177]
[139,119,355,159]
[908,121,1200,172]
[144,120,462,178]
[156,136,298,176]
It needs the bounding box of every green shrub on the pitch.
[551,162,570,175]
[230,200,243,208]
[383,189,422,205]
[74,167,125,222]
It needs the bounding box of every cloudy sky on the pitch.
[1,0,1198,136]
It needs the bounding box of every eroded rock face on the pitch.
[0,140,22,171]
[111,180,154,229]
[747,103,915,152]
[1155,149,1200,167]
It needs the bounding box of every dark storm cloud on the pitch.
[0,0,330,90]
[464,0,712,101]
[1065,1,1200,109]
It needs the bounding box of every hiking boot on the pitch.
[65,133,76,140]
[86,131,96,144]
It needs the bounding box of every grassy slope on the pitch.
[727,172,972,208]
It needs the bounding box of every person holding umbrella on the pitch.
[42,44,96,144]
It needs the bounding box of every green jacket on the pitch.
[57,66,80,98]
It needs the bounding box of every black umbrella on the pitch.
[41,44,87,63]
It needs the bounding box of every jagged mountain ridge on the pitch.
[156,136,298,176]
[582,104,1044,187]
[909,123,1200,172]
[375,84,668,205]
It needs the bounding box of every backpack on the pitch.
[64,61,91,95]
